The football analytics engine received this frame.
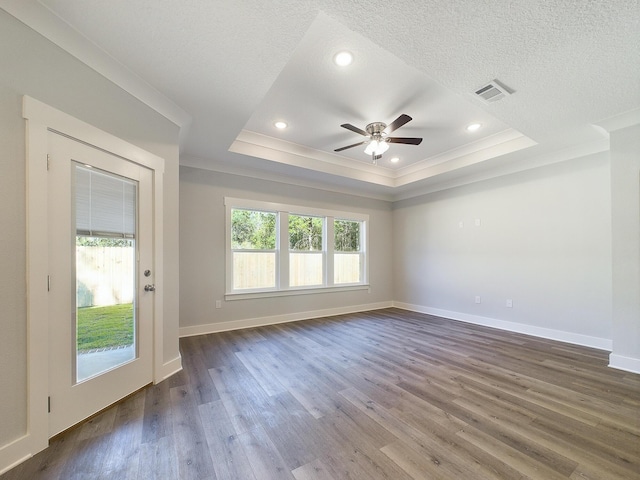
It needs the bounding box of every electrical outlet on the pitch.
[475,296,481,304]
[215,300,222,309]
[475,218,481,227]
[459,221,464,228]
[506,299,513,308]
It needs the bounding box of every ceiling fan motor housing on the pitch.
[365,122,387,137]
[334,114,422,156]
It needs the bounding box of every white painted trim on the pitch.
[395,129,530,176]
[393,302,613,351]
[594,107,640,133]
[186,135,608,204]
[224,197,370,222]
[394,132,537,186]
[179,158,395,202]
[608,354,640,375]
[158,355,183,382]
[0,0,192,142]
[23,97,165,172]
[229,129,537,190]
[234,130,397,179]
[392,138,610,201]
[229,135,395,187]
[225,284,370,301]
[0,436,31,476]
[151,167,166,385]
[21,96,167,468]
[24,113,51,459]
[179,301,393,337]
[224,198,369,296]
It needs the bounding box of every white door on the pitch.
[47,131,154,436]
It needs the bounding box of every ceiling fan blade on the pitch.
[386,137,423,145]
[384,114,412,134]
[340,123,368,136]
[334,141,366,152]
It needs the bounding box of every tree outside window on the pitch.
[231,209,277,290]
[335,219,362,284]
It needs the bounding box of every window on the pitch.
[225,198,368,298]
[334,219,363,285]
[230,209,277,290]
[289,214,324,287]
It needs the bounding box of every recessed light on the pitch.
[390,157,400,164]
[274,121,288,129]
[333,51,353,67]
[466,123,481,132]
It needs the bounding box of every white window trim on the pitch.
[224,197,369,300]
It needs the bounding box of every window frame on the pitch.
[225,197,369,300]
[333,217,365,286]
[229,207,279,292]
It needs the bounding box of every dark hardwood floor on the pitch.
[3,308,639,479]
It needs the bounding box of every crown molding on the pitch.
[230,128,537,189]
[0,0,192,143]
[391,136,610,201]
[180,155,396,202]
[594,107,640,133]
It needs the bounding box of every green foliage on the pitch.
[232,209,277,249]
[231,209,359,252]
[76,303,134,352]
[76,236,133,247]
[289,214,323,251]
[335,219,360,252]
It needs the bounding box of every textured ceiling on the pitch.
[3,0,639,199]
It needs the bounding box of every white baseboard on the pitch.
[0,354,184,476]
[609,354,640,374]
[393,302,613,351]
[157,355,183,382]
[0,435,32,476]
[179,301,394,337]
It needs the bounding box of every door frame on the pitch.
[23,95,165,454]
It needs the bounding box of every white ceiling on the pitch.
[3,0,639,200]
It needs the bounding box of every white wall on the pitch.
[392,152,613,348]
[0,9,180,453]
[609,124,640,371]
[179,167,394,332]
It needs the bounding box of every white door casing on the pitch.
[24,96,165,455]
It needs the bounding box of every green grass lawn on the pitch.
[77,303,134,352]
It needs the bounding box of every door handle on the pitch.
[144,284,156,292]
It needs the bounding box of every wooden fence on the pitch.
[233,252,360,289]
[76,246,135,307]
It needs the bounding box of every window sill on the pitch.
[225,284,370,301]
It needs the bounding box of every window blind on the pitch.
[75,165,137,238]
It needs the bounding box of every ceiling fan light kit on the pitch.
[364,139,389,156]
[335,114,423,164]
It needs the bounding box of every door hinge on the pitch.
[47,154,50,171]
[48,396,51,413]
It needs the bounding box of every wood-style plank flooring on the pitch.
[3,308,640,479]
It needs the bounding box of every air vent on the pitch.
[474,79,512,103]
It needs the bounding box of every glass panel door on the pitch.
[48,131,153,437]
[74,165,138,382]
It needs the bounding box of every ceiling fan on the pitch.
[334,114,423,163]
